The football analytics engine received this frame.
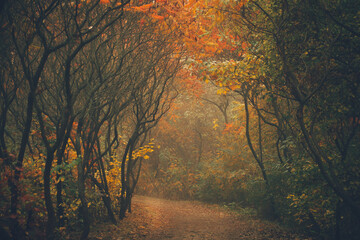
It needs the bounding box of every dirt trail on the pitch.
[89,195,306,240]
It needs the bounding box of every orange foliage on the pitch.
[124,0,248,60]
[131,3,153,12]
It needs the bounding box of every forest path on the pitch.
[89,195,306,240]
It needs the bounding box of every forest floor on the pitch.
[86,195,310,240]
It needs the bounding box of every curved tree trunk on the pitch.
[296,105,360,220]
[243,95,268,183]
[243,94,277,219]
[119,137,134,220]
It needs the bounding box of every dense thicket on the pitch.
[0,0,182,239]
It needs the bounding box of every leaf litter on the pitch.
[87,196,312,240]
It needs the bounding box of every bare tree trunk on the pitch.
[243,95,268,183]
[243,94,277,219]
[103,195,117,224]
[78,160,90,240]
[99,156,117,224]
[119,138,133,220]
[44,152,56,240]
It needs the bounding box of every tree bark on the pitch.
[243,93,277,219]
[243,95,268,183]
[90,176,117,224]
[119,138,133,220]
[78,160,90,240]
[44,152,56,240]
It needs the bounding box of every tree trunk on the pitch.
[119,137,133,220]
[8,90,36,239]
[44,152,56,240]
[243,94,277,219]
[103,195,117,224]
[90,176,117,224]
[335,200,342,240]
[296,105,360,220]
[98,156,117,224]
[56,180,64,227]
[78,160,90,240]
[243,95,268,183]
[56,121,73,227]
